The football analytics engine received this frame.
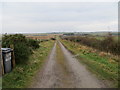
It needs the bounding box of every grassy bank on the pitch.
[2,40,55,88]
[0,77,2,89]
[61,39,118,88]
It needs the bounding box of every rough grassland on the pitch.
[2,40,54,88]
[61,40,118,88]
[0,77,2,89]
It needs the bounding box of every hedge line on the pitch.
[2,34,40,64]
[62,36,119,55]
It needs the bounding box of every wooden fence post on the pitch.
[1,57,4,75]
[10,45,15,68]
[0,49,4,75]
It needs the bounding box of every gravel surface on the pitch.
[30,41,107,88]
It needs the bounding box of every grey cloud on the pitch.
[2,2,118,33]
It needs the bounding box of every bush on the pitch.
[51,38,56,40]
[2,34,40,64]
[62,36,119,55]
[27,39,40,49]
[14,42,32,64]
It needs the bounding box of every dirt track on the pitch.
[30,40,107,88]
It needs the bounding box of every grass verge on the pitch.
[61,39,118,88]
[2,40,55,88]
[56,41,69,75]
[0,77,2,89]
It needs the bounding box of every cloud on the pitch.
[1,2,118,33]
[3,20,117,33]
[0,3,2,33]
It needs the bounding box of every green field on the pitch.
[88,35,119,41]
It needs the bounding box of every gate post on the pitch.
[10,45,15,68]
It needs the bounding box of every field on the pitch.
[90,36,119,41]
[25,34,62,40]
[26,35,54,40]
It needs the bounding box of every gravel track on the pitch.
[30,40,107,88]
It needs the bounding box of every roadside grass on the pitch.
[2,40,55,88]
[61,39,118,88]
[0,77,2,89]
[56,41,69,75]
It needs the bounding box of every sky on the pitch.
[0,2,118,33]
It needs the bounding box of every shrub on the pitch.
[51,38,56,40]
[14,42,32,64]
[27,39,40,49]
[62,36,119,55]
[2,34,40,64]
